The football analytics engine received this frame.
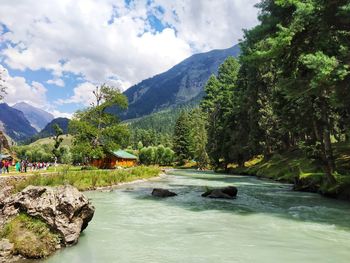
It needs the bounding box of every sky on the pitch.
[0,0,259,118]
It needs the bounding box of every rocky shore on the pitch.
[0,184,95,262]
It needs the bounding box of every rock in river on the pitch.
[152,188,177,197]
[0,185,95,245]
[201,186,238,199]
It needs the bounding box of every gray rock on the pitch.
[0,239,13,257]
[152,188,177,197]
[202,186,238,199]
[0,238,21,263]
[0,186,14,207]
[0,185,95,245]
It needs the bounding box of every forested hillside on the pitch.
[25,118,70,144]
[173,0,350,199]
[113,45,240,120]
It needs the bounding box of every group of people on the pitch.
[0,159,51,174]
[0,159,10,174]
[15,160,50,173]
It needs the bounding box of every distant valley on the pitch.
[0,102,69,143]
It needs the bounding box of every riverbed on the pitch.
[41,170,350,263]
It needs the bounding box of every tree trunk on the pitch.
[320,98,337,185]
[237,154,245,168]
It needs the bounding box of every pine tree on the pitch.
[173,111,192,165]
[189,108,209,169]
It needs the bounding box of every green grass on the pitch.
[6,164,85,175]
[12,166,161,192]
[29,135,73,147]
[0,214,60,259]
[232,142,350,198]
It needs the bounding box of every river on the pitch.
[41,170,350,263]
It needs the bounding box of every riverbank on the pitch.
[230,143,350,201]
[0,166,161,262]
[1,166,161,193]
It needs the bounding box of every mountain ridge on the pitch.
[0,103,38,141]
[114,44,240,120]
[13,102,54,131]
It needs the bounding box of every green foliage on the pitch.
[52,123,63,160]
[188,108,209,169]
[201,0,350,185]
[1,213,60,258]
[12,166,160,192]
[12,142,73,164]
[127,106,195,149]
[12,144,54,162]
[139,145,174,166]
[129,128,172,149]
[69,84,130,163]
[201,56,242,169]
[172,111,192,165]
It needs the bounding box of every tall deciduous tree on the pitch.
[69,85,129,163]
[52,124,63,162]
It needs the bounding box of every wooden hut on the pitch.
[91,150,138,169]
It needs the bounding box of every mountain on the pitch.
[0,103,38,141]
[13,102,54,131]
[114,44,240,120]
[37,117,70,138]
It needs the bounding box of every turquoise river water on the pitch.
[40,170,350,263]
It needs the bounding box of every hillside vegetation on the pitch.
[232,142,350,199]
[171,1,350,200]
[112,45,240,120]
[29,135,73,147]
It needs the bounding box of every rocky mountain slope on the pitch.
[114,44,240,120]
[0,103,38,141]
[13,102,54,131]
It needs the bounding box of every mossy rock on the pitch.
[0,214,60,259]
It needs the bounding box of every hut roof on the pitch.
[111,150,137,160]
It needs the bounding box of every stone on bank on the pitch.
[0,185,95,262]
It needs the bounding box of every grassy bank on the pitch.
[0,214,60,259]
[12,166,161,192]
[231,143,350,200]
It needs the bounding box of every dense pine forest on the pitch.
[172,0,350,198]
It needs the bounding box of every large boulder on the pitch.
[0,185,95,245]
[152,188,177,197]
[202,186,238,199]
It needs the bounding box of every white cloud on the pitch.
[56,82,97,106]
[0,64,72,118]
[0,64,47,107]
[0,0,260,116]
[0,0,193,89]
[50,109,72,119]
[152,0,260,51]
[0,0,259,91]
[47,78,65,87]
